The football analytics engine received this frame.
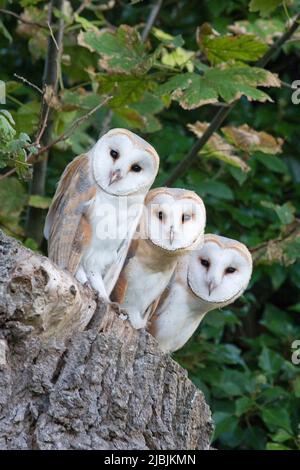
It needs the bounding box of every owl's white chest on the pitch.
[80,189,143,280]
[154,283,207,352]
[123,256,176,323]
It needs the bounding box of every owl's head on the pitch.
[91,128,159,196]
[142,188,206,252]
[187,234,252,303]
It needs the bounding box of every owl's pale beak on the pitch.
[207,280,217,296]
[109,169,122,186]
[169,225,174,245]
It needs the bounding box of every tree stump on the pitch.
[0,229,213,450]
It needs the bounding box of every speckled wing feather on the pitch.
[44,154,96,274]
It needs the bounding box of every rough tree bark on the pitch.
[0,229,213,450]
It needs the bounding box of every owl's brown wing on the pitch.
[110,238,140,303]
[44,154,96,275]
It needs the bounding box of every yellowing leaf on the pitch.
[221,124,283,154]
[161,47,194,71]
[152,28,184,48]
[78,25,150,74]
[188,121,250,172]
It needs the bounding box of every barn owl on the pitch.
[111,187,206,329]
[44,128,159,301]
[148,234,252,352]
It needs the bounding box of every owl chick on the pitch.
[148,234,252,352]
[111,187,206,329]
[44,128,159,301]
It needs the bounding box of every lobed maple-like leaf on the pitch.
[159,66,280,109]
[197,23,268,64]
[78,25,151,74]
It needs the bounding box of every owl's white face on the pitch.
[188,236,252,303]
[91,129,159,196]
[143,190,206,251]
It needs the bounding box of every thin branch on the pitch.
[0,8,48,29]
[0,167,17,182]
[141,0,163,42]
[35,101,50,146]
[13,73,43,94]
[164,12,300,186]
[47,20,59,51]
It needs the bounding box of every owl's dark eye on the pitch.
[200,258,210,268]
[182,214,191,223]
[131,164,142,173]
[158,211,163,221]
[225,266,236,274]
[110,149,119,160]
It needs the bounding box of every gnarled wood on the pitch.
[0,229,213,450]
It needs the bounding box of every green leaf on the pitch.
[159,66,280,109]
[272,429,294,443]
[235,397,255,416]
[262,406,292,433]
[255,153,287,173]
[261,201,295,225]
[260,304,298,338]
[258,347,284,376]
[292,376,300,397]
[78,25,151,74]
[266,443,293,450]
[0,110,16,142]
[28,195,52,209]
[213,412,238,440]
[90,73,156,108]
[200,34,268,65]
[249,0,283,17]
[228,19,284,44]
[199,181,234,200]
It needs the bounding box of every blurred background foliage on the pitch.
[0,0,300,450]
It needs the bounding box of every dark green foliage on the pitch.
[0,0,299,449]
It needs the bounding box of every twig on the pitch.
[164,12,300,186]
[0,8,48,29]
[13,73,43,94]
[141,0,163,42]
[0,167,17,182]
[47,20,59,51]
[35,101,50,145]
